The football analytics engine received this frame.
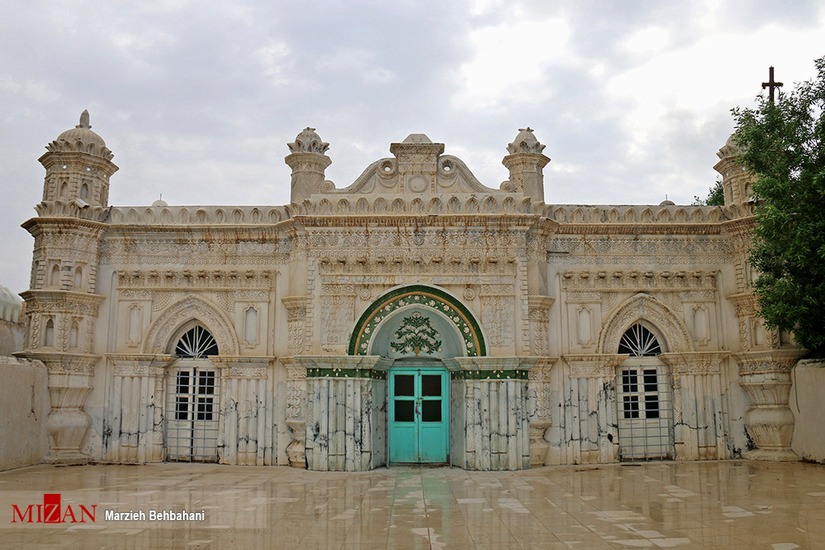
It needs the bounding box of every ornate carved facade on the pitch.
[17,113,804,470]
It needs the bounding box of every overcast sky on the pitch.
[1,1,823,295]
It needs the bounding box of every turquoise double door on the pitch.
[388,366,450,464]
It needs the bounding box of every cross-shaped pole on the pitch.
[762,66,783,103]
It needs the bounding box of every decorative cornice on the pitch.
[659,352,727,375]
[22,216,109,234]
[294,355,390,379]
[527,295,555,310]
[734,349,806,375]
[21,290,105,313]
[562,354,627,378]
[561,270,717,291]
[116,269,273,290]
[19,351,100,374]
[451,369,528,380]
[293,211,539,228]
[281,296,309,317]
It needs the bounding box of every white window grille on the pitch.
[618,323,662,357]
[616,324,674,461]
[174,323,219,358]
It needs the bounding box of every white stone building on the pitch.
[15,111,804,471]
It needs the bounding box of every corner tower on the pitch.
[502,127,550,203]
[19,110,115,462]
[285,127,331,203]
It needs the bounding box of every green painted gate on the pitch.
[388,366,450,464]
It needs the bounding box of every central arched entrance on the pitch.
[349,285,486,466]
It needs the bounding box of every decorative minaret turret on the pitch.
[714,134,755,211]
[19,110,114,463]
[285,127,332,203]
[502,128,550,203]
[37,109,117,214]
[716,132,804,461]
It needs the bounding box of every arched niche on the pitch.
[598,293,692,354]
[348,285,485,357]
[143,296,239,355]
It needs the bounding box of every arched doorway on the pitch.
[377,307,457,465]
[348,285,486,466]
[165,322,221,462]
[616,322,675,460]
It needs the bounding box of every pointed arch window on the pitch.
[174,323,219,358]
[618,323,662,357]
[44,318,55,348]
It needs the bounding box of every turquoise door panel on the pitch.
[389,367,449,463]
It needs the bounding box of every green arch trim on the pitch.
[348,285,486,357]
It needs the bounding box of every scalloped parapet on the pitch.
[542,204,728,226]
[108,205,294,225]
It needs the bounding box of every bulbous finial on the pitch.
[507,127,546,155]
[77,110,91,129]
[717,133,740,160]
[288,127,329,154]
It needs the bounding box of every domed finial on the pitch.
[507,127,546,154]
[288,127,329,154]
[77,110,91,130]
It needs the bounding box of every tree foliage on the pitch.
[692,178,725,206]
[732,56,825,354]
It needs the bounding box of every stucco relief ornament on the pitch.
[390,312,442,356]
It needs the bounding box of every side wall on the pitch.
[0,358,49,471]
[790,359,825,463]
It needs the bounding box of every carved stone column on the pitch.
[526,358,556,466]
[26,354,99,462]
[527,296,554,356]
[281,297,309,356]
[280,357,307,468]
[735,350,804,460]
[19,291,105,463]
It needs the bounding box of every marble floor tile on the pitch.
[1,460,824,549]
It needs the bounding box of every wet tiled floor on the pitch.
[0,460,823,549]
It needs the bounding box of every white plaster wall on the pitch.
[790,359,825,463]
[0,319,24,356]
[0,358,49,471]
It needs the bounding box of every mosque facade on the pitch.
[15,111,804,470]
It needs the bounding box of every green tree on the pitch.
[692,178,725,206]
[732,56,825,354]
